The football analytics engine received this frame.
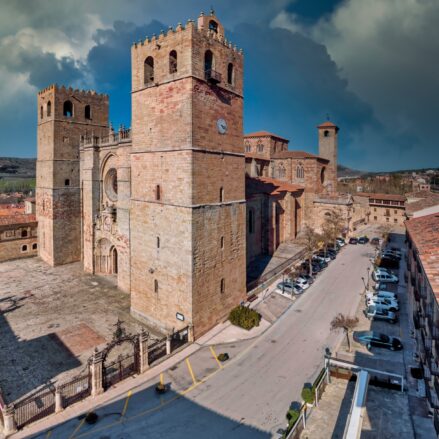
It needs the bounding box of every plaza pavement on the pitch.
[13,241,374,439]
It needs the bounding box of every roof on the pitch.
[244,153,270,161]
[356,192,407,202]
[24,197,36,202]
[244,131,289,142]
[246,176,304,197]
[271,150,329,162]
[405,213,439,298]
[317,121,338,129]
[0,214,37,226]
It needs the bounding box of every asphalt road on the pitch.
[37,243,373,439]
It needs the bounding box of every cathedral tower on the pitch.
[318,120,339,193]
[130,12,246,337]
[36,85,109,265]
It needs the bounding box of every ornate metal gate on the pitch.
[102,320,140,390]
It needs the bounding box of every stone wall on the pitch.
[0,222,38,262]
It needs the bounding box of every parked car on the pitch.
[349,237,358,244]
[364,305,398,323]
[317,250,336,261]
[374,282,389,291]
[291,277,310,290]
[382,251,401,261]
[366,296,399,312]
[336,237,346,246]
[366,290,397,300]
[378,257,400,270]
[313,254,331,263]
[299,274,314,284]
[372,271,399,283]
[353,331,403,351]
[374,267,390,276]
[358,236,369,244]
[275,281,303,298]
[371,237,380,246]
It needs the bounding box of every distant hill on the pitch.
[0,157,36,178]
[337,164,365,178]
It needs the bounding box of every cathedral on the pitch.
[36,12,366,339]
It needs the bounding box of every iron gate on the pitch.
[14,388,55,429]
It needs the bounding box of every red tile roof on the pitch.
[0,214,37,226]
[245,153,270,161]
[271,150,329,162]
[244,131,289,142]
[405,213,439,297]
[317,121,338,129]
[356,192,407,202]
[246,176,304,197]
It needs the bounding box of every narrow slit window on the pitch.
[156,185,161,201]
[227,63,234,85]
[169,50,177,74]
[219,187,224,203]
[47,101,51,117]
[144,56,154,85]
[63,100,73,117]
[154,279,159,293]
[85,105,91,120]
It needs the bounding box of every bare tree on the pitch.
[330,313,359,353]
[323,208,345,248]
[320,222,333,258]
[298,225,321,276]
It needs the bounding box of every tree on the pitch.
[330,313,359,353]
[320,222,333,257]
[298,225,321,276]
[323,208,345,249]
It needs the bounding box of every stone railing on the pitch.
[80,128,131,148]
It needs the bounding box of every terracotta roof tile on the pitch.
[244,153,270,161]
[356,192,407,202]
[0,214,37,226]
[271,150,329,161]
[246,176,304,197]
[244,131,289,142]
[317,121,338,129]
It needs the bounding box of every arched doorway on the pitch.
[111,246,118,274]
[95,238,118,276]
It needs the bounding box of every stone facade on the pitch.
[357,193,407,226]
[0,214,38,262]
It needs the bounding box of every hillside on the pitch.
[0,157,36,178]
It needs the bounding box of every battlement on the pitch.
[38,84,108,99]
[80,126,131,148]
[132,11,243,55]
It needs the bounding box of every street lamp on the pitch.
[361,276,367,290]
[366,267,370,290]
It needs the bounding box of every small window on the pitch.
[21,245,28,252]
[374,216,377,220]
[156,185,161,201]
[154,279,159,293]
[32,243,37,250]
[219,187,224,202]
[220,236,224,249]
[85,105,91,120]
[47,101,51,117]
[245,141,251,153]
[374,208,377,212]
[40,106,43,120]
[227,63,234,85]
[320,167,325,184]
[144,56,154,85]
[169,50,177,74]
[65,179,70,186]
[386,217,389,223]
[21,229,28,238]
[248,209,254,234]
[205,50,214,73]
[324,130,330,137]
[157,236,160,248]
[63,100,73,117]
[257,142,264,153]
[220,278,225,294]
[394,218,398,223]
[209,20,218,33]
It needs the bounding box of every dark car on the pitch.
[349,237,358,245]
[371,237,380,246]
[353,330,403,351]
[358,236,369,244]
[317,251,336,260]
[378,257,400,270]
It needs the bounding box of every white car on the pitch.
[366,290,397,301]
[292,277,310,290]
[336,238,346,247]
[367,296,399,312]
[372,272,399,283]
[374,267,390,276]
[313,255,331,263]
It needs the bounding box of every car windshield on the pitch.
[378,334,390,342]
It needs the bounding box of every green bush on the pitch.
[301,386,314,405]
[286,408,300,424]
[229,306,261,330]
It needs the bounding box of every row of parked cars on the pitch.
[357,242,404,351]
[275,237,346,299]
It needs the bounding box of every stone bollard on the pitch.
[188,324,195,343]
[90,349,104,397]
[166,334,172,356]
[55,386,64,413]
[139,329,150,373]
[2,404,17,437]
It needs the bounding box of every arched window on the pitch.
[40,106,43,119]
[227,63,234,85]
[209,20,218,33]
[144,56,154,85]
[21,229,28,238]
[21,245,28,252]
[296,164,304,179]
[32,243,37,250]
[205,50,214,73]
[278,164,286,179]
[219,187,224,202]
[220,278,225,294]
[85,105,91,120]
[321,167,326,184]
[324,130,330,137]
[63,100,73,117]
[245,141,251,153]
[169,50,177,74]
[257,142,264,153]
[47,101,51,117]
[156,184,161,201]
[248,209,255,234]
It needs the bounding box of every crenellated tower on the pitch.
[36,85,109,265]
[318,120,339,193]
[130,11,246,337]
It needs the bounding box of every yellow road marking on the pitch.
[210,345,223,369]
[45,431,53,438]
[160,372,164,386]
[121,390,133,417]
[185,357,197,385]
[69,416,86,439]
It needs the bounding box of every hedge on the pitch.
[229,306,261,330]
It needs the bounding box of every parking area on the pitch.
[0,257,161,404]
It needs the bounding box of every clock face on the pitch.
[217,118,228,134]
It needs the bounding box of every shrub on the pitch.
[301,386,314,405]
[217,352,229,362]
[229,306,261,330]
[286,408,300,424]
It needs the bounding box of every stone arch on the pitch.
[95,238,118,274]
[100,153,118,204]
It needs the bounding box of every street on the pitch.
[34,243,373,439]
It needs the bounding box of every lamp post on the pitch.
[366,267,370,290]
[361,276,367,290]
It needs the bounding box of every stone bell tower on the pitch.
[130,11,246,338]
[318,120,339,193]
[36,85,109,266]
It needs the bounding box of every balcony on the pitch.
[205,69,222,85]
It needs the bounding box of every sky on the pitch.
[0,0,438,171]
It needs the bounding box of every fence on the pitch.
[59,373,91,407]
[148,337,167,364]
[14,387,55,429]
